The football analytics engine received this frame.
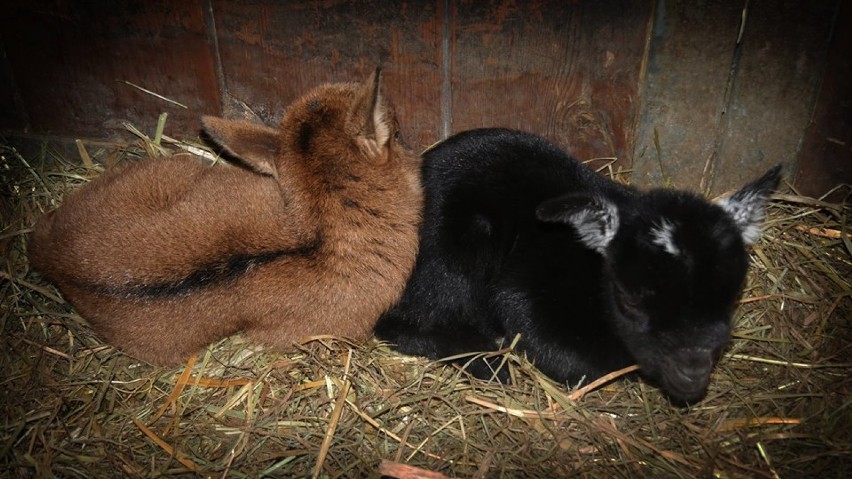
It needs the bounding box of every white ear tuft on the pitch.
[650,219,680,256]
[718,191,764,244]
[717,165,781,245]
[537,195,620,254]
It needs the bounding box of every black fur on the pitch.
[375,128,781,404]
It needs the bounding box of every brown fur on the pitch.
[28,70,423,366]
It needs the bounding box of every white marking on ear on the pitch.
[536,195,620,254]
[650,219,680,256]
[565,199,619,253]
[718,191,764,244]
[716,164,782,245]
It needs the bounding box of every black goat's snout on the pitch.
[659,347,717,404]
[673,348,714,383]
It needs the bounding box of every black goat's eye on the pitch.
[615,284,642,311]
[614,284,651,331]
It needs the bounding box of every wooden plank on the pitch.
[212,0,443,151]
[450,0,653,169]
[632,0,744,192]
[793,0,851,202]
[713,0,838,195]
[0,0,220,140]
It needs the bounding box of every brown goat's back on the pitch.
[28,70,423,365]
[30,157,308,287]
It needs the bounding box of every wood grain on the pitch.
[713,0,837,195]
[631,0,744,192]
[450,0,652,169]
[0,0,220,139]
[793,0,851,201]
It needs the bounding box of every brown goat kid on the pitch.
[28,70,423,366]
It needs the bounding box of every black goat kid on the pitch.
[375,128,781,404]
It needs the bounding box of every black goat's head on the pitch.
[537,166,781,403]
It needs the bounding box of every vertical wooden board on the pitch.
[450,0,652,168]
[713,0,837,195]
[0,40,28,130]
[632,0,744,192]
[1,0,220,140]
[212,0,443,150]
[793,0,851,202]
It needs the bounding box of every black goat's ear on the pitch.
[202,116,281,179]
[717,164,782,244]
[536,194,620,253]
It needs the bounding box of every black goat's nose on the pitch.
[674,348,714,383]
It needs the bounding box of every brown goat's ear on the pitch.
[347,68,392,164]
[202,116,280,179]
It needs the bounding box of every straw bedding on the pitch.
[1,132,849,478]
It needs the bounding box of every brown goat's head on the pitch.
[199,69,416,192]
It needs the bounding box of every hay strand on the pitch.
[380,460,455,479]
[567,364,641,402]
[132,418,203,473]
[74,139,94,169]
[122,80,188,109]
[312,351,353,479]
[149,354,198,423]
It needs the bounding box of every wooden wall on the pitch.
[1,0,848,198]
